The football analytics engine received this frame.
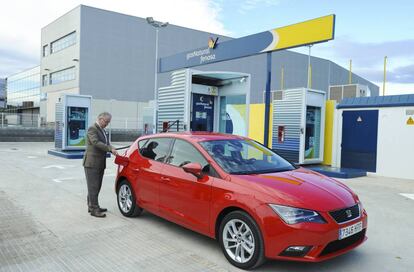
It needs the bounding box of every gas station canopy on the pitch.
[159,14,335,72]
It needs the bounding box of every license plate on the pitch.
[338,221,363,240]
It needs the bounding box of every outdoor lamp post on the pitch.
[146,17,168,133]
[307,44,313,88]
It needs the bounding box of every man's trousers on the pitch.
[84,167,105,209]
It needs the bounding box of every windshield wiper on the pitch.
[231,168,293,175]
[230,170,254,175]
[257,168,293,174]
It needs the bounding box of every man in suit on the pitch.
[83,112,118,218]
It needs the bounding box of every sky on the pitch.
[1,0,413,95]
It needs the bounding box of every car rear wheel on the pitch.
[219,210,265,269]
[117,179,142,217]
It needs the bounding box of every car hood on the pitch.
[232,167,356,212]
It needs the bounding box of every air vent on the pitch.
[329,84,370,103]
[274,91,283,100]
[343,85,357,98]
[263,90,284,102]
[329,87,342,102]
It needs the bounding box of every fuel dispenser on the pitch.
[54,94,92,151]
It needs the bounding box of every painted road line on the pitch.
[27,156,38,159]
[400,193,414,200]
[43,165,76,170]
[53,178,75,183]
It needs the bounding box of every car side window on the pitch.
[139,138,172,162]
[167,139,209,170]
[138,139,148,150]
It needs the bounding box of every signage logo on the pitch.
[208,37,219,49]
[346,210,352,218]
[186,37,218,64]
[208,86,218,96]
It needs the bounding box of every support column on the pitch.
[264,52,272,147]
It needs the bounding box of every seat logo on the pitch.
[346,210,352,218]
[208,37,219,49]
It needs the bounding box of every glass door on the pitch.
[219,95,247,136]
[304,106,321,160]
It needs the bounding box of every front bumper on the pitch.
[259,206,368,262]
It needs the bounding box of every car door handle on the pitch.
[160,176,171,182]
[132,168,140,173]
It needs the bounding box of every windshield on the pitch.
[199,139,295,175]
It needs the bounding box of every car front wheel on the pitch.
[117,179,142,217]
[219,210,265,269]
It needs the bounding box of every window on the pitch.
[167,139,209,169]
[200,139,295,175]
[5,66,40,108]
[51,31,76,54]
[138,139,149,150]
[139,138,172,162]
[42,45,49,57]
[42,75,48,86]
[40,92,47,101]
[50,67,75,85]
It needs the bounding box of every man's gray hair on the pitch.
[97,112,112,119]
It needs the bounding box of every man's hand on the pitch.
[111,148,119,156]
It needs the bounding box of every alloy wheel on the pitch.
[222,219,255,264]
[118,184,132,213]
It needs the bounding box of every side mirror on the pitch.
[182,162,203,178]
[114,155,129,167]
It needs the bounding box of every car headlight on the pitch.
[358,201,364,214]
[354,194,364,212]
[269,204,326,224]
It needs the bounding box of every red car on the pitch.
[114,132,367,269]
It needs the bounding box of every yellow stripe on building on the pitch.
[323,100,335,165]
[248,104,273,148]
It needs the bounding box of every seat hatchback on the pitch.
[114,132,367,269]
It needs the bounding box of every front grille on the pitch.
[329,204,360,224]
[320,229,366,256]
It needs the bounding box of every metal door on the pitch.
[341,110,378,172]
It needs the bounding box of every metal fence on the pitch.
[0,113,44,128]
[0,113,146,130]
[109,117,144,130]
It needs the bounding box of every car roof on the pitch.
[139,131,246,142]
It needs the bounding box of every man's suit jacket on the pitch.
[82,123,113,169]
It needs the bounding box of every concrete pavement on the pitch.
[0,142,413,271]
